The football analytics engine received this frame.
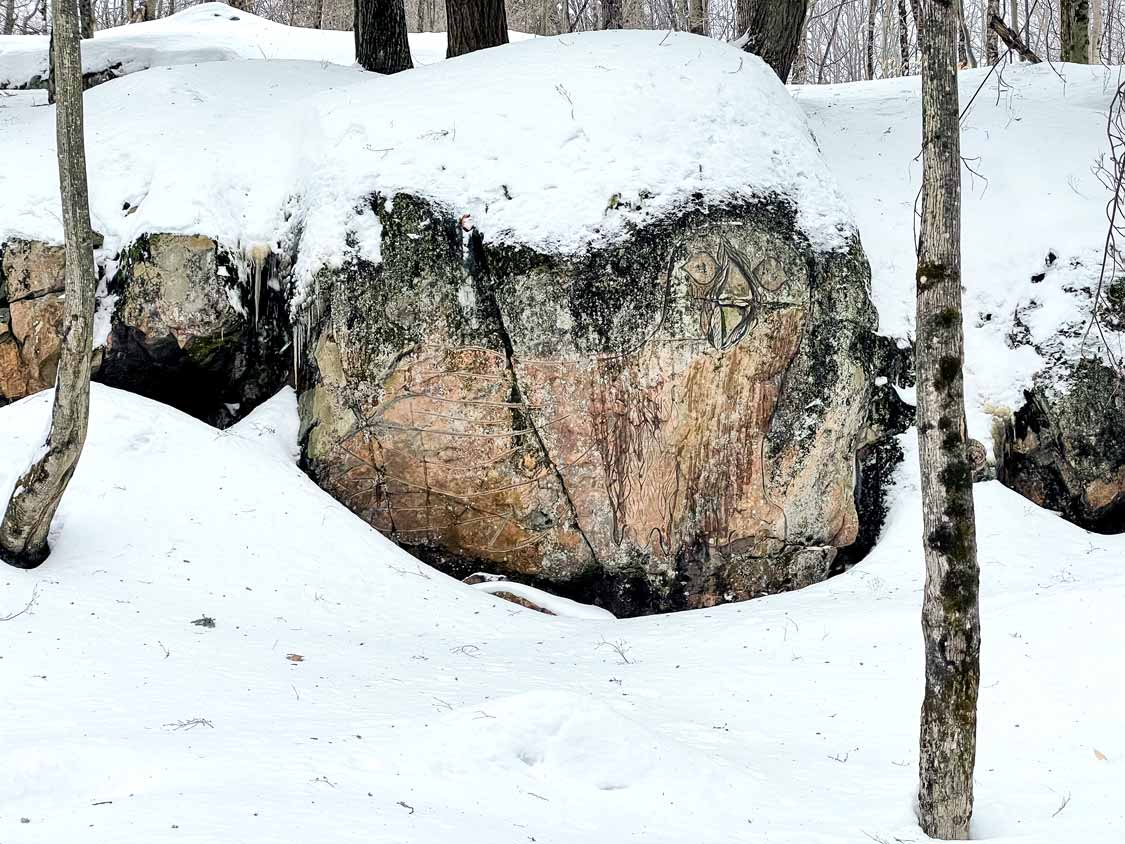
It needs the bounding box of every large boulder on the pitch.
[297,193,879,616]
[0,234,290,425]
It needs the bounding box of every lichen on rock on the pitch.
[297,192,880,616]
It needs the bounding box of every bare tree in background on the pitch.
[1091,0,1103,61]
[446,0,508,56]
[5,0,18,33]
[985,0,1000,62]
[688,0,704,34]
[600,0,622,27]
[0,0,98,570]
[80,0,95,36]
[736,0,810,81]
[914,0,981,838]
[1062,0,1091,61]
[354,0,413,72]
[898,0,910,73]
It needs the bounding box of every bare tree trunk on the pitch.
[312,0,323,27]
[737,0,810,82]
[985,0,1000,62]
[79,0,94,36]
[1090,0,1102,61]
[1061,0,1090,62]
[915,0,981,839]
[688,0,704,35]
[957,0,977,66]
[910,0,924,38]
[866,0,878,78]
[143,0,155,21]
[601,0,622,29]
[355,0,413,72]
[898,0,911,73]
[446,0,508,57]
[0,0,98,570]
[792,18,809,83]
[3,0,16,35]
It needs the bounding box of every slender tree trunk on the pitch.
[910,0,924,38]
[915,0,981,839]
[737,0,810,82]
[601,0,622,29]
[1061,0,1090,62]
[985,0,999,62]
[79,0,94,35]
[445,0,507,57]
[0,0,98,570]
[866,0,878,79]
[355,0,413,72]
[1090,0,1102,62]
[688,0,704,35]
[957,0,977,66]
[792,19,809,83]
[3,0,16,35]
[899,0,911,73]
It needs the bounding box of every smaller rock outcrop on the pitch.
[997,359,1125,532]
[0,234,291,426]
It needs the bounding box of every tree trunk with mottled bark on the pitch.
[79,0,95,37]
[0,0,97,570]
[3,0,16,35]
[866,0,878,79]
[688,0,704,35]
[1061,0,1090,63]
[898,0,910,74]
[736,0,810,82]
[915,0,981,839]
[446,0,508,57]
[355,0,413,73]
[1090,0,1102,62]
[985,0,999,62]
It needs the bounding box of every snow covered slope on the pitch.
[0,28,852,299]
[1,385,1122,842]
[0,3,532,87]
[799,64,1124,445]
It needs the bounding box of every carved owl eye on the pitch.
[679,252,719,291]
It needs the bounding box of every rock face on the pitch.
[298,194,879,615]
[997,359,1125,533]
[0,235,290,426]
[0,240,67,402]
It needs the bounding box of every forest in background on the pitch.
[1,0,1118,84]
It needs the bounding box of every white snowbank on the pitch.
[0,3,532,87]
[470,579,616,619]
[798,63,1125,446]
[0,20,853,305]
[1,386,1122,842]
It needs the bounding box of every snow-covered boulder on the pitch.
[297,188,878,616]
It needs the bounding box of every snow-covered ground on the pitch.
[0,3,532,87]
[799,64,1125,443]
[3,14,1124,840]
[1,384,1121,843]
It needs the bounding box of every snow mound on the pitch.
[228,386,300,463]
[0,27,852,299]
[799,63,1125,445]
[1,387,1124,841]
[0,2,531,88]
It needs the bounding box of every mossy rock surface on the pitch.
[298,192,882,615]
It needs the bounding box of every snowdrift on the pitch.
[1,386,1122,842]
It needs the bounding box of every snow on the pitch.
[469,579,617,620]
[1,385,1123,842]
[0,3,532,88]
[0,11,853,308]
[798,63,1125,446]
